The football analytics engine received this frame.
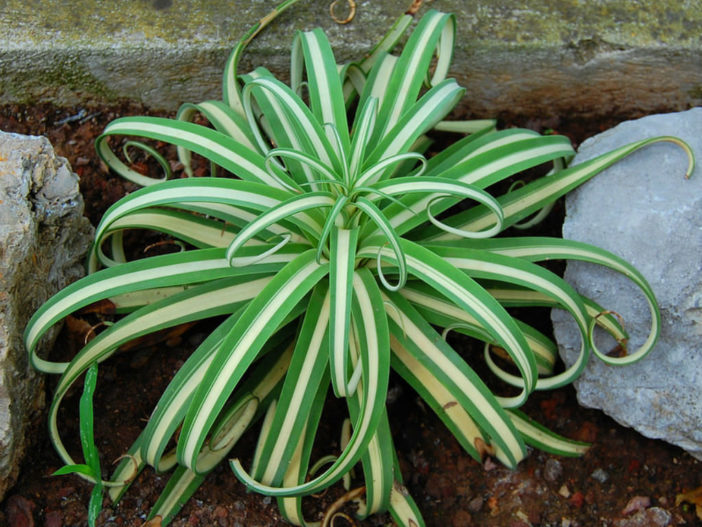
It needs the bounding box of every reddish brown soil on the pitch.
[1,102,700,527]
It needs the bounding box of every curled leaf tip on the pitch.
[321,486,366,527]
[329,0,356,24]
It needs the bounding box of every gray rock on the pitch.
[543,457,563,483]
[552,108,702,460]
[0,132,93,500]
[613,507,672,527]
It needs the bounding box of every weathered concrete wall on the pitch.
[1,0,701,119]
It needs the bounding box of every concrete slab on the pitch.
[1,0,701,119]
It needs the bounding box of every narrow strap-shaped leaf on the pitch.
[384,290,525,467]
[107,442,144,502]
[146,341,295,525]
[348,97,378,185]
[375,133,574,239]
[438,236,656,365]
[508,409,590,457]
[329,227,358,397]
[80,362,101,477]
[389,480,426,527]
[45,274,272,474]
[400,283,557,375]
[426,244,591,390]
[355,197,407,291]
[97,116,296,190]
[292,28,350,154]
[176,100,260,177]
[357,12,414,74]
[243,76,341,176]
[433,119,497,134]
[352,152,426,189]
[25,248,282,373]
[231,267,389,496]
[178,250,328,472]
[99,208,247,250]
[368,176,504,239]
[371,10,454,142]
[251,284,330,486]
[89,178,324,270]
[266,147,342,185]
[148,467,205,525]
[426,136,693,240]
[140,312,240,467]
[346,397,394,517]
[93,178,293,244]
[225,192,335,265]
[275,370,330,526]
[365,78,464,171]
[174,201,308,244]
[422,128,550,179]
[220,0,304,114]
[357,52,398,112]
[359,238,537,407]
[177,101,258,151]
[483,284,628,343]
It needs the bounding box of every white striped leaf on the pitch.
[178,250,328,473]
[370,10,454,142]
[400,283,557,375]
[375,134,574,239]
[292,28,350,154]
[329,228,358,397]
[384,290,525,467]
[365,79,464,172]
[508,409,590,457]
[426,136,693,240]
[46,274,273,472]
[145,343,295,524]
[359,238,537,406]
[231,267,389,496]
[25,248,284,374]
[225,192,336,265]
[97,116,295,190]
[251,284,331,486]
[426,244,591,390]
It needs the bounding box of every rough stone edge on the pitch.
[0,132,94,500]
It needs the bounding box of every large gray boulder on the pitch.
[552,108,702,459]
[0,132,93,499]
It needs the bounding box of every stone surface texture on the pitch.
[1,0,700,117]
[0,132,93,500]
[552,108,702,459]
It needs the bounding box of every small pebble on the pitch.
[544,458,563,482]
[451,509,472,527]
[613,507,671,527]
[558,484,571,498]
[569,491,585,508]
[467,496,484,512]
[483,457,498,471]
[590,468,609,483]
[621,495,651,515]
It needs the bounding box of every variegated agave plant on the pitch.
[25,2,693,526]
